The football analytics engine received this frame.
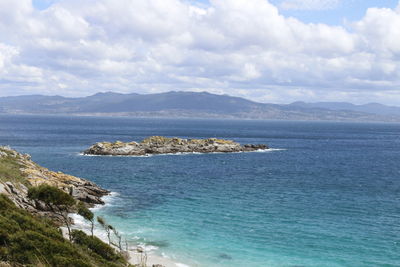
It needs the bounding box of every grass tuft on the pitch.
[0,148,28,186]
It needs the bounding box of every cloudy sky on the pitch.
[0,0,400,105]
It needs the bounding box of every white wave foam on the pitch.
[255,148,286,152]
[70,212,119,242]
[161,252,169,258]
[70,209,193,267]
[145,148,286,156]
[70,213,89,229]
[149,148,287,156]
[136,244,159,252]
[68,192,193,267]
[78,148,286,158]
[159,253,191,267]
[78,152,152,158]
[91,191,120,211]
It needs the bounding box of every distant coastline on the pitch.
[1,91,399,122]
[1,112,400,124]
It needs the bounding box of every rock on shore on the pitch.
[0,146,109,223]
[84,136,268,156]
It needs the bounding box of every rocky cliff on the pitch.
[84,136,268,156]
[0,146,109,222]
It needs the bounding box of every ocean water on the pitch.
[0,115,399,267]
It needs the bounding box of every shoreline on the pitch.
[70,193,191,267]
[71,147,286,266]
[128,250,189,267]
[0,145,190,267]
[78,148,283,158]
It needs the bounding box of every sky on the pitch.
[0,0,400,105]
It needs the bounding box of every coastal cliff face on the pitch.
[0,146,109,222]
[84,136,268,156]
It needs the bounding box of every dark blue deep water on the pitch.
[0,115,399,267]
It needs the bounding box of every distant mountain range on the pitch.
[0,91,399,122]
[289,101,400,116]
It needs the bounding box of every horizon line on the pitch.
[0,90,399,108]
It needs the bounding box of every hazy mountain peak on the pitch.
[89,92,125,97]
[0,91,399,122]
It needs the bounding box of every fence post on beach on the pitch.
[136,246,147,267]
[112,227,123,252]
[122,238,130,261]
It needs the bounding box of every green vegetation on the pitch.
[139,136,236,145]
[141,136,172,144]
[78,202,95,237]
[71,230,122,262]
[0,148,28,186]
[1,148,132,266]
[27,184,76,207]
[97,216,113,245]
[96,217,124,252]
[28,185,76,241]
[0,194,130,267]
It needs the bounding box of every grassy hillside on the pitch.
[0,194,130,267]
[0,147,132,267]
[0,148,28,186]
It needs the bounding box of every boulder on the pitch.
[0,183,7,194]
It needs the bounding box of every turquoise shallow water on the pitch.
[0,115,399,266]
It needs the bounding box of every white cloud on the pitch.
[0,43,43,89]
[354,6,400,55]
[0,0,399,105]
[280,0,341,10]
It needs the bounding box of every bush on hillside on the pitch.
[0,194,130,267]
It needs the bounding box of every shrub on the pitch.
[77,202,95,237]
[27,184,75,208]
[0,194,130,267]
[28,184,75,241]
[71,230,123,262]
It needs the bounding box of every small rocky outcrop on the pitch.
[0,146,109,223]
[83,136,268,156]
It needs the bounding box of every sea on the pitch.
[0,115,399,267]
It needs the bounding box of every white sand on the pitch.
[128,249,189,267]
[63,219,190,267]
[67,202,192,267]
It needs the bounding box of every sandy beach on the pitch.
[66,213,190,267]
[128,249,190,267]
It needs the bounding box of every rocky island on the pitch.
[83,136,268,156]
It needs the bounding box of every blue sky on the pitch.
[32,0,55,10]
[2,0,400,105]
[32,0,399,26]
[275,0,399,24]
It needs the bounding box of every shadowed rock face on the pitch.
[83,136,268,156]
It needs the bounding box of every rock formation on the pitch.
[0,146,109,223]
[83,136,268,156]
